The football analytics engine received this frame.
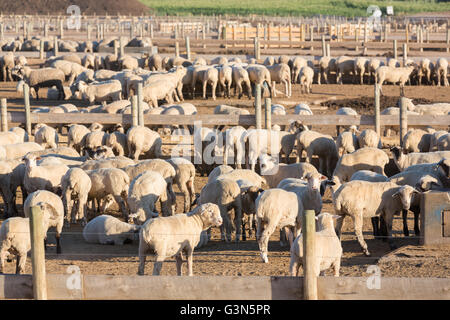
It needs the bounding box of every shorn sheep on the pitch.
[83,215,140,245]
[290,212,343,277]
[137,203,222,276]
[333,181,419,256]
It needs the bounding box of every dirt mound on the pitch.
[323,96,435,114]
[0,0,151,15]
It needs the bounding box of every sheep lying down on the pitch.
[83,215,141,245]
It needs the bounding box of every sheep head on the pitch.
[190,203,222,229]
[301,172,327,192]
[392,185,420,211]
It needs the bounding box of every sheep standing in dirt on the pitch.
[333,181,419,256]
[358,129,381,149]
[127,171,171,225]
[289,56,308,84]
[34,123,59,149]
[126,126,162,161]
[336,126,359,156]
[402,129,434,153]
[416,58,434,86]
[256,189,299,263]
[353,57,369,84]
[62,168,92,226]
[24,190,65,254]
[299,66,314,94]
[67,124,91,154]
[375,65,415,96]
[76,80,122,104]
[435,58,449,87]
[232,65,252,99]
[318,56,336,85]
[290,212,342,277]
[246,64,273,97]
[198,178,243,242]
[137,203,222,276]
[332,147,389,187]
[0,216,31,274]
[23,155,69,195]
[368,58,384,84]
[336,56,355,85]
[85,168,130,219]
[105,131,128,156]
[83,215,140,245]
[167,157,196,213]
[266,63,292,97]
[218,64,233,98]
[223,126,248,169]
[13,66,66,100]
[391,146,450,171]
[429,131,448,151]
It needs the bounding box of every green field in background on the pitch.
[139,0,450,17]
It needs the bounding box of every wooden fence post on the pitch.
[254,37,260,60]
[185,36,191,61]
[399,96,409,148]
[119,36,124,58]
[137,82,144,127]
[202,25,206,49]
[406,23,409,43]
[402,43,408,66]
[44,23,48,38]
[60,19,64,39]
[310,25,314,50]
[321,35,326,56]
[29,205,47,300]
[265,97,271,129]
[374,83,381,136]
[447,28,449,53]
[87,24,91,40]
[326,43,330,58]
[54,37,58,56]
[131,95,138,127]
[255,84,261,130]
[303,209,317,300]
[0,98,7,132]
[393,39,397,60]
[175,41,180,57]
[24,84,31,136]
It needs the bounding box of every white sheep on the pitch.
[126,126,162,160]
[0,132,22,145]
[0,142,43,160]
[127,171,171,225]
[429,131,448,151]
[299,66,314,94]
[61,168,92,226]
[223,126,247,168]
[23,154,69,195]
[167,157,196,213]
[290,212,342,276]
[198,178,243,242]
[437,133,450,151]
[256,188,299,263]
[0,217,31,274]
[76,80,122,104]
[375,65,415,95]
[336,126,359,156]
[435,58,449,87]
[85,168,130,218]
[258,153,319,188]
[68,124,91,154]
[34,123,59,149]
[333,181,419,256]
[335,107,358,136]
[137,203,222,275]
[207,165,234,183]
[332,147,389,187]
[390,146,450,171]
[8,127,28,143]
[402,97,450,115]
[24,190,65,254]
[83,215,140,245]
[381,107,419,137]
[358,129,381,149]
[403,129,433,153]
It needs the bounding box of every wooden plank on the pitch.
[82,275,288,300]
[0,274,33,299]
[7,113,450,127]
[46,274,83,300]
[318,276,450,300]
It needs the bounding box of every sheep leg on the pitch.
[175,253,183,276]
[332,259,341,277]
[152,255,165,276]
[137,241,148,275]
[402,209,410,237]
[16,253,27,274]
[412,207,420,236]
[371,216,380,237]
[289,256,299,276]
[352,214,370,256]
[233,202,242,242]
[211,81,217,100]
[114,195,128,220]
[56,233,62,254]
[385,215,397,250]
[258,223,277,263]
[186,248,194,276]
[202,81,207,99]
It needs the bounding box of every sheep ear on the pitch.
[320,175,328,181]
[332,215,342,219]
[392,191,400,199]
[315,216,319,221]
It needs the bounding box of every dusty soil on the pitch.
[0,57,449,279]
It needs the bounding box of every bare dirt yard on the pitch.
[0,57,449,279]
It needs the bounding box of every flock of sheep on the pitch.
[0,48,449,277]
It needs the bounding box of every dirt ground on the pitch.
[0,57,450,279]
